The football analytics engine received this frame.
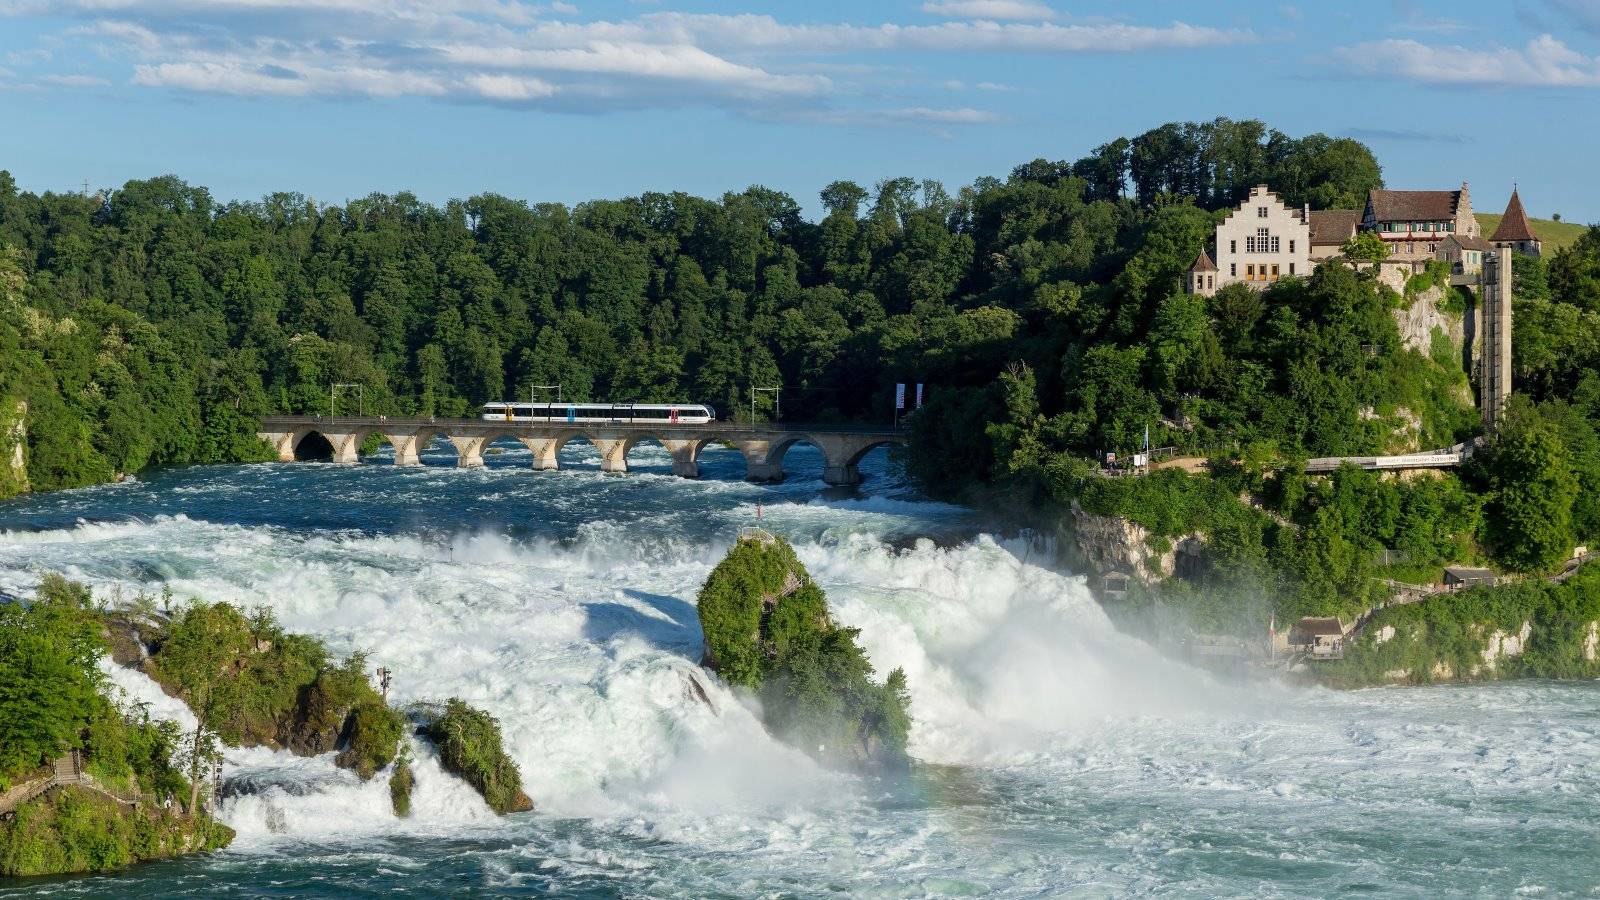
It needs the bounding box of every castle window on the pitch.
[1290,263,1296,275]
[1246,264,1255,279]
[1231,263,1237,276]
[1271,264,1280,279]
[1289,240,1296,253]
[1258,206,1269,218]
[1230,240,1237,254]
[1208,275,1214,289]
[1271,236,1281,253]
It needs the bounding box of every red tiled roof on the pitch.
[1191,250,1218,272]
[1308,209,1361,246]
[1490,189,1538,243]
[1368,189,1462,222]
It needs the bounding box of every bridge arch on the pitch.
[622,434,700,477]
[354,431,399,464]
[761,435,826,481]
[283,427,363,464]
[551,432,627,473]
[842,438,900,468]
[292,430,335,462]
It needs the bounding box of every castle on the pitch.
[1187,183,1540,298]
[1185,181,1538,431]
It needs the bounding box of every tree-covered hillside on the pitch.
[0,118,1384,495]
[4,115,1600,617]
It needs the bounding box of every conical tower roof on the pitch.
[1190,249,1217,272]
[1491,189,1538,243]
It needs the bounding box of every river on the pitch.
[0,440,1596,897]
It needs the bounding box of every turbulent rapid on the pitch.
[1,441,1597,897]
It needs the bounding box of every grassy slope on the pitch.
[1475,213,1589,252]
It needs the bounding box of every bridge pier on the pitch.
[523,437,560,471]
[448,435,486,469]
[590,438,628,474]
[660,439,700,479]
[266,431,297,462]
[732,440,783,482]
[389,434,424,467]
[822,464,861,487]
[324,431,362,464]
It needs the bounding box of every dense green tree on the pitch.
[1482,401,1580,572]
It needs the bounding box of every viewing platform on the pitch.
[258,416,907,486]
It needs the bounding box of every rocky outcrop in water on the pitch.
[103,605,404,783]
[421,699,533,814]
[697,531,912,771]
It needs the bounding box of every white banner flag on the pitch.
[895,383,906,410]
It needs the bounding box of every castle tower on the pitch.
[1490,187,1541,257]
[1480,248,1514,430]
[1187,250,1218,297]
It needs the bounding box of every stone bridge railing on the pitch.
[258,416,907,486]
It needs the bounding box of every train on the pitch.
[480,402,717,424]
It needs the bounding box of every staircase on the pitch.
[0,751,141,816]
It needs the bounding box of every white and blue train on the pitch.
[481,402,716,424]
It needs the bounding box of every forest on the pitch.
[4,116,1600,623]
[0,118,1381,491]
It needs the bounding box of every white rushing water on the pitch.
[2,454,1598,896]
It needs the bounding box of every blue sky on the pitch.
[2,0,1599,221]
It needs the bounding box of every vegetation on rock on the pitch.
[697,534,912,770]
[387,747,415,819]
[423,699,532,815]
[0,576,233,877]
[1317,567,1600,688]
[0,787,233,878]
[136,600,404,803]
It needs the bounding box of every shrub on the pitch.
[424,699,531,815]
[696,535,913,770]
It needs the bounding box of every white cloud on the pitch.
[1336,34,1600,88]
[36,72,110,86]
[888,105,1001,123]
[463,72,555,100]
[132,60,450,96]
[433,40,826,94]
[645,14,1252,54]
[0,2,1253,123]
[921,0,1056,21]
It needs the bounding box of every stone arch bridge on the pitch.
[258,416,907,486]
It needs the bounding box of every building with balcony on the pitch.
[1360,183,1480,269]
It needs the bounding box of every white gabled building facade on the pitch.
[1189,185,1311,297]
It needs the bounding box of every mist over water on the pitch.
[1,443,1597,897]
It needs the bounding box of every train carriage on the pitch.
[481,402,716,424]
